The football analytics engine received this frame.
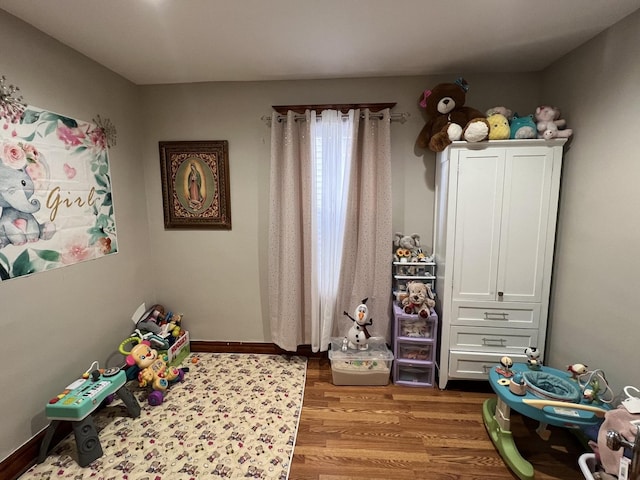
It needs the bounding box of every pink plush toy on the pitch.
[535,106,573,139]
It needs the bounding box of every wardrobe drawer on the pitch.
[449,326,538,354]
[448,351,528,381]
[451,301,540,329]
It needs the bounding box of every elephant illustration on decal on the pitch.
[0,163,55,248]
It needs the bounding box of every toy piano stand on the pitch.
[38,365,140,467]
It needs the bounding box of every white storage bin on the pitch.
[328,337,394,386]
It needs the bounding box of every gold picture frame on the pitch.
[159,140,231,229]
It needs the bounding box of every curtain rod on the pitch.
[261,111,410,126]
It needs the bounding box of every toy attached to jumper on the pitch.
[398,281,435,318]
[343,298,373,350]
[535,106,573,139]
[524,347,541,370]
[416,78,490,152]
[125,340,185,405]
[567,363,588,379]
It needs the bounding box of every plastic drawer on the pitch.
[396,340,435,362]
[394,361,435,387]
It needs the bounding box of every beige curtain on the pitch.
[268,111,313,352]
[268,109,392,351]
[334,109,393,341]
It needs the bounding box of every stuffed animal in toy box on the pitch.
[535,106,573,139]
[398,281,436,318]
[416,78,490,152]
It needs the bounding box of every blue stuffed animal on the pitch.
[510,113,537,139]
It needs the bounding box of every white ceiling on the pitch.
[1,0,639,85]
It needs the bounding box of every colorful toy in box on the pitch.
[125,340,185,406]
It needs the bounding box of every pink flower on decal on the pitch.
[88,127,107,151]
[61,235,96,264]
[22,143,39,161]
[97,237,112,255]
[2,141,26,168]
[56,121,86,148]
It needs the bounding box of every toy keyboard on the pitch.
[45,368,126,421]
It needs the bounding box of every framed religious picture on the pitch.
[159,140,231,229]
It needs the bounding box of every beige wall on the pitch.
[139,74,541,343]
[543,8,640,392]
[3,4,638,465]
[0,10,153,461]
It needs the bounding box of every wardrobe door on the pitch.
[497,147,554,303]
[451,149,505,302]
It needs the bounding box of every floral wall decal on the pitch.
[92,114,117,148]
[0,106,118,281]
[0,74,27,128]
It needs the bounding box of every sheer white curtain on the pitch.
[310,110,356,352]
[269,108,392,352]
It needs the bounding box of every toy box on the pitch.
[328,337,394,386]
[165,330,190,366]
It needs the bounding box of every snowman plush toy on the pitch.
[343,298,373,350]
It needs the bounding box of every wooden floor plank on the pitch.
[290,358,586,480]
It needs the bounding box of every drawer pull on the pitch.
[482,364,493,373]
[482,337,506,346]
[484,311,509,320]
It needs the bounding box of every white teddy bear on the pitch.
[535,106,573,140]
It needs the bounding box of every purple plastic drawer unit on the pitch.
[392,303,438,388]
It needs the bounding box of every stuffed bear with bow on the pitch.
[416,78,490,152]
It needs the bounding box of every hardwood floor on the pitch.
[290,358,587,480]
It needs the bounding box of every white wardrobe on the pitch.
[434,139,565,389]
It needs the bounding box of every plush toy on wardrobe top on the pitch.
[487,112,510,140]
[394,232,421,262]
[535,105,573,139]
[510,113,537,139]
[416,78,490,152]
[398,281,435,318]
[486,106,513,121]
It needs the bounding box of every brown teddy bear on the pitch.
[416,78,490,152]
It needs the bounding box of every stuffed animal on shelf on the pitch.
[510,113,537,139]
[487,112,511,140]
[416,77,490,152]
[126,340,185,405]
[486,106,513,121]
[535,105,573,139]
[393,232,421,262]
[398,281,435,318]
[343,298,373,350]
